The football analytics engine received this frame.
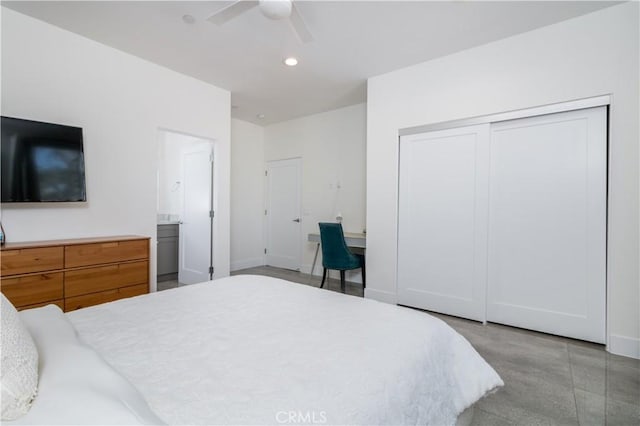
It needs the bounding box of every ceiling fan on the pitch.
[207,0,313,43]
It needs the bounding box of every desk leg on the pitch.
[309,243,320,285]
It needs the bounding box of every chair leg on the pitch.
[340,270,345,293]
[320,268,327,289]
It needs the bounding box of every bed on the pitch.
[7,275,502,425]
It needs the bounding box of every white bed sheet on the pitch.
[67,275,502,425]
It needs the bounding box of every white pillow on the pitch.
[1,294,39,420]
[10,304,164,425]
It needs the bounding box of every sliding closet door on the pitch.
[487,107,607,343]
[398,124,489,322]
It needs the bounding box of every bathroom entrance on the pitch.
[157,129,215,289]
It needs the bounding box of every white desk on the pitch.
[307,232,366,280]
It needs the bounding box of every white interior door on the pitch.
[487,107,607,343]
[179,143,213,284]
[266,158,302,270]
[398,124,490,322]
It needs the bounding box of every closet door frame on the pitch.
[397,95,611,345]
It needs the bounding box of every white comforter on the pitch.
[67,275,502,425]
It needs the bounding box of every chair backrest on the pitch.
[318,222,355,269]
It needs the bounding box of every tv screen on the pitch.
[1,116,86,202]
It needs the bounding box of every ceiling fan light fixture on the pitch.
[259,0,292,20]
[283,57,298,67]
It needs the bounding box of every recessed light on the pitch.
[283,57,298,67]
[257,113,265,119]
[182,14,195,24]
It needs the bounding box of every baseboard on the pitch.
[608,334,640,359]
[230,257,264,272]
[364,288,397,305]
[301,264,320,276]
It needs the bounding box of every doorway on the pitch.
[265,158,302,270]
[157,129,215,288]
[398,106,607,343]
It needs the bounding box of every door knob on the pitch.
[293,218,301,223]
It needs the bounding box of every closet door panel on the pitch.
[398,124,489,322]
[487,107,606,343]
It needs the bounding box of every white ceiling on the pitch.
[2,1,618,125]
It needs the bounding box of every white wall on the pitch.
[264,103,366,282]
[0,8,232,290]
[367,3,639,358]
[230,118,265,271]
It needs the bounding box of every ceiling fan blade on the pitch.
[207,0,259,25]
[289,2,313,43]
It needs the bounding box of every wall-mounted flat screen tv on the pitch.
[1,116,86,202]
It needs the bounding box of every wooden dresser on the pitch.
[0,236,149,312]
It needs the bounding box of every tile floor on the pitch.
[161,266,640,425]
[156,279,180,292]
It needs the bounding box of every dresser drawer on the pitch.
[1,272,64,308]
[65,239,148,268]
[65,261,148,297]
[1,247,64,276]
[64,283,148,311]
[117,283,148,299]
[19,299,64,311]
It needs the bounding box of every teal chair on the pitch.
[318,222,365,292]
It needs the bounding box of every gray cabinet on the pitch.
[157,224,179,279]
